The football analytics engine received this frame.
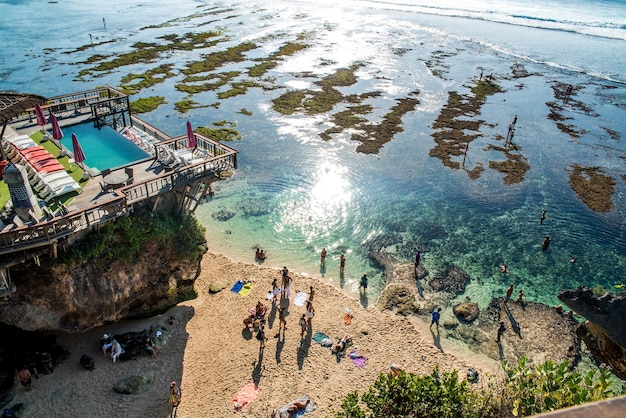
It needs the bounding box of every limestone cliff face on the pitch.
[0,241,203,332]
[559,286,626,379]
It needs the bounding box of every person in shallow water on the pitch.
[542,235,551,251]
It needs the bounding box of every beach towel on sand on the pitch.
[230,280,244,293]
[348,349,367,368]
[238,282,253,297]
[278,395,316,418]
[312,331,330,345]
[233,382,259,411]
[293,292,308,307]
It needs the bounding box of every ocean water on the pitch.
[1,0,624,307]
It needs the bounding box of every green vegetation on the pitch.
[174,98,213,113]
[182,41,258,75]
[175,71,240,94]
[195,126,241,142]
[130,96,167,113]
[60,212,207,267]
[336,358,625,417]
[237,108,253,116]
[217,81,261,99]
[119,64,175,95]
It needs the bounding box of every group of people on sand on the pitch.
[15,351,55,392]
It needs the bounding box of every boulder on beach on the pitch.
[453,302,479,322]
[208,280,228,293]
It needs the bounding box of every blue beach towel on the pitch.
[230,280,244,293]
[312,331,329,345]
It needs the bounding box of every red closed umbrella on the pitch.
[50,113,64,140]
[186,121,197,149]
[34,103,47,126]
[71,133,86,164]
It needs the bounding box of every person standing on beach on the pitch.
[309,285,315,302]
[415,250,421,267]
[430,307,441,332]
[306,300,315,323]
[320,248,327,265]
[340,254,346,273]
[169,381,181,417]
[299,314,308,338]
[257,325,268,351]
[497,321,506,342]
[281,267,291,298]
[517,289,525,304]
[278,308,287,331]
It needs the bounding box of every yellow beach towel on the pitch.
[239,282,253,297]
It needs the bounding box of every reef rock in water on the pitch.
[558,286,626,379]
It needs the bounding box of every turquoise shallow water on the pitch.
[2,0,625,308]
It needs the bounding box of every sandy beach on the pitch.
[7,251,501,417]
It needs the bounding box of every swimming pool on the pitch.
[53,122,149,171]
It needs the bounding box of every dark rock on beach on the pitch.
[453,302,479,322]
[113,374,154,394]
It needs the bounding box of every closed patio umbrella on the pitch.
[50,113,63,140]
[34,103,47,126]
[186,121,197,149]
[71,133,86,165]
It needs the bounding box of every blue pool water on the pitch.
[55,123,149,171]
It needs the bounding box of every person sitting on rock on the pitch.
[101,333,113,355]
[145,337,161,358]
[110,339,124,363]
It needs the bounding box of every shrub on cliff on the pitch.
[60,212,206,267]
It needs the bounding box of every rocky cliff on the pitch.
[0,240,204,332]
[558,286,626,379]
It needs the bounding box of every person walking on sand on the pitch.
[306,300,315,322]
[299,314,308,338]
[257,325,268,351]
[430,307,441,332]
[497,321,506,343]
[169,381,181,418]
[340,254,346,273]
[320,247,327,265]
[517,289,525,304]
[278,307,287,331]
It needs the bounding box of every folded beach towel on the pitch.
[278,395,316,418]
[293,292,308,307]
[348,349,367,368]
[238,282,253,297]
[233,382,259,412]
[312,331,329,345]
[231,280,244,293]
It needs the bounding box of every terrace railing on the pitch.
[0,133,237,256]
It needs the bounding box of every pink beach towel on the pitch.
[233,382,259,411]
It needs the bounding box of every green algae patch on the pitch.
[174,98,213,113]
[248,41,309,78]
[218,81,262,99]
[238,108,253,116]
[487,144,530,185]
[176,71,240,94]
[119,64,175,95]
[430,80,504,177]
[78,31,223,79]
[568,165,616,212]
[182,41,258,75]
[195,125,242,142]
[130,96,167,114]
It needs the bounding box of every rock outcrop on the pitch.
[428,265,470,295]
[0,241,204,332]
[453,302,479,322]
[558,286,626,379]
